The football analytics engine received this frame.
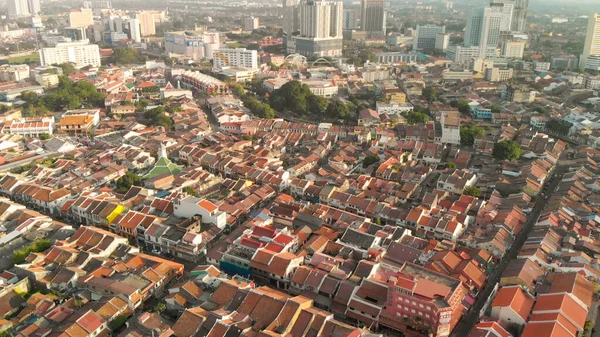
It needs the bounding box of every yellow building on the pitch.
[136,10,166,36]
[68,9,93,28]
[387,91,407,103]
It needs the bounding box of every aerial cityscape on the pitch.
[0,0,598,336]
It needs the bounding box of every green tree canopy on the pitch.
[269,81,313,115]
[116,172,142,194]
[460,124,485,146]
[144,107,173,129]
[325,100,350,119]
[422,87,437,102]
[463,186,482,197]
[493,140,522,161]
[402,110,429,125]
[56,62,77,76]
[545,119,572,135]
[107,48,148,65]
[12,239,52,264]
[21,76,106,116]
[363,155,380,168]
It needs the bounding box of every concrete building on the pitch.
[69,9,94,28]
[442,69,474,81]
[435,33,450,51]
[581,13,600,71]
[39,40,101,68]
[343,9,357,29]
[243,17,260,31]
[173,197,227,229]
[446,45,481,63]
[288,0,343,57]
[489,2,514,32]
[501,41,525,58]
[414,24,446,51]
[83,0,112,9]
[471,57,494,73]
[2,117,54,137]
[440,111,461,145]
[376,102,414,115]
[584,55,600,72]
[7,0,39,17]
[551,56,579,71]
[0,64,30,82]
[491,0,529,32]
[128,18,142,43]
[165,31,220,61]
[464,7,502,58]
[376,52,418,64]
[301,79,339,97]
[299,0,343,39]
[485,67,513,82]
[360,0,385,38]
[282,0,301,37]
[136,11,164,36]
[213,48,258,71]
[64,27,87,41]
[584,76,600,90]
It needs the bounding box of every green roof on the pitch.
[125,83,136,89]
[143,156,182,180]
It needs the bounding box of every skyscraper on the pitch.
[7,0,39,18]
[343,9,357,30]
[128,18,142,43]
[28,0,40,15]
[360,0,385,38]
[299,0,342,39]
[464,7,502,58]
[286,0,343,57]
[581,13,600,71]
[489,2,513,32]
[282,0,302,36]
[490,0,528,32]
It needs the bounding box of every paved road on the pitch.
[0,151,58,172]
[451,165,568,336]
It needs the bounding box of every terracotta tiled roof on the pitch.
[491,286,535,321]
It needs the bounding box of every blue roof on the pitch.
[154,191,172,198]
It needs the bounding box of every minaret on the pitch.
[159,142,168,159]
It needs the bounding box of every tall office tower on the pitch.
[8,0,30,18]
[581,13,600,71]
[343,9,357,29]
[136,11,158,36]
[128,18,142,43]
[300,0,342,38]
[489,2,513,32]
[287,0,343,57]
[414,24,446,51]
[28,0,40,15]
[512,0,528,32]
[282,0,301,36]
[490,0,528,32]
[243,17,260,31]
[465,7,502,58]
[360,0,385,38]
[69,8,94,28]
